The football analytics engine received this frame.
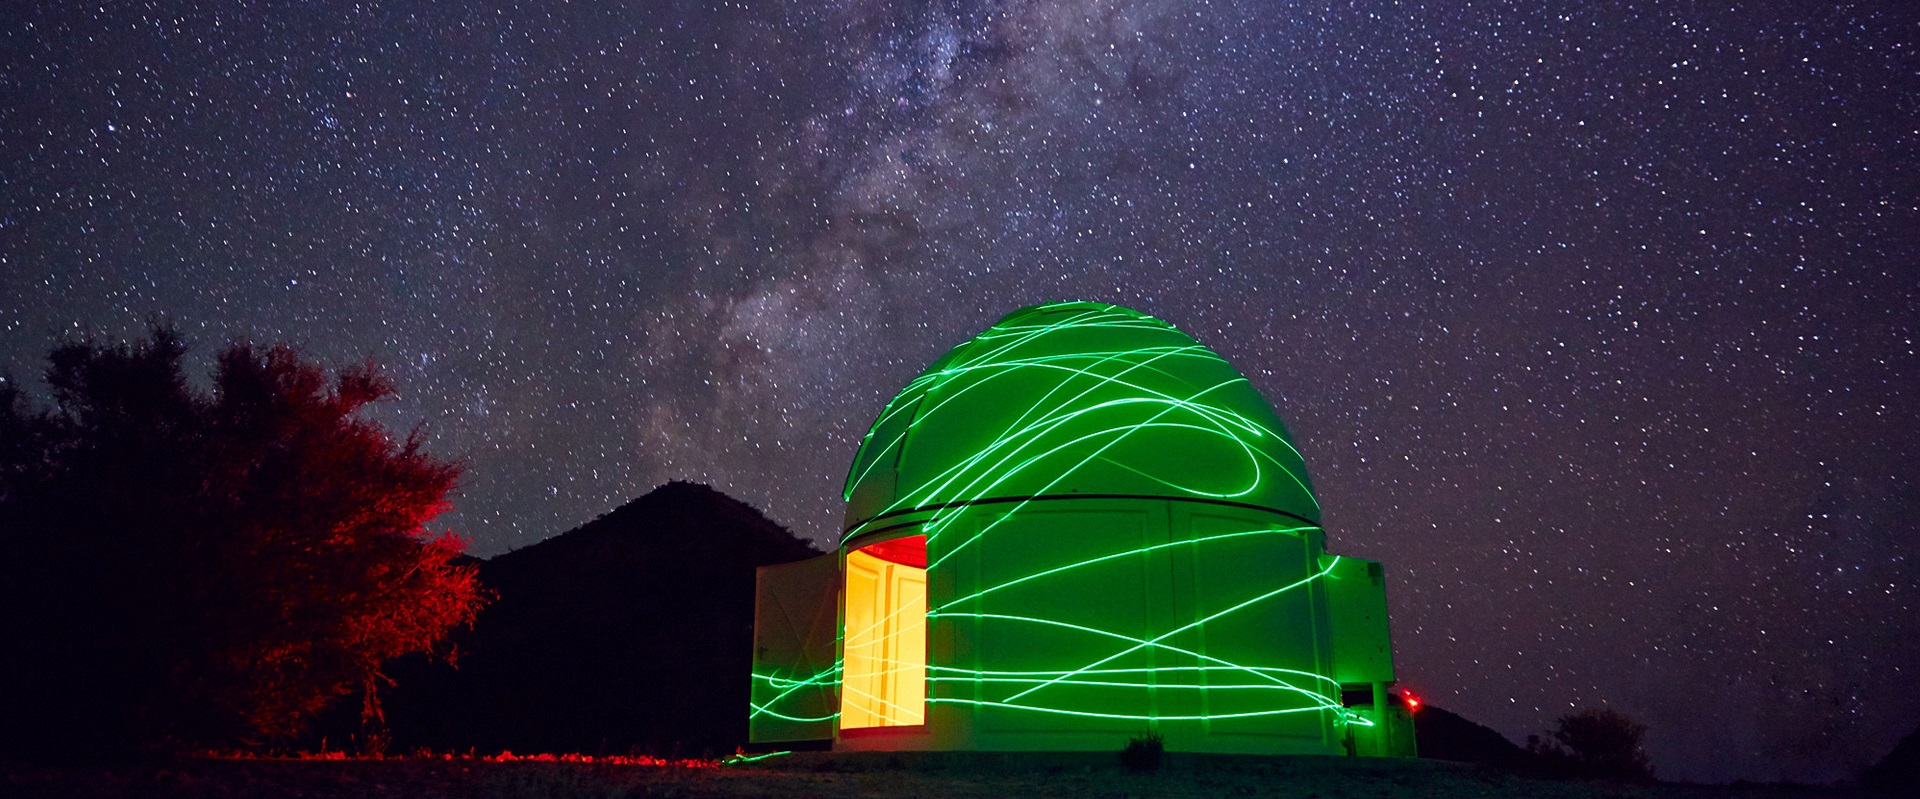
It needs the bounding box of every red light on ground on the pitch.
[1402,690,1421,712]
[209,751,721,768]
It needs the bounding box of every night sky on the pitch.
[4,0,1915,784]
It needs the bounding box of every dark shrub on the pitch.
[1120,732,1164,773]
[1527,707,1653,782]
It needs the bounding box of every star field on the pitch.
[3,0,1916,784]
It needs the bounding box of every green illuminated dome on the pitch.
[843,302,1320,538]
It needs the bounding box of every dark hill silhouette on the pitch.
[379,481,819,756]
[1416,704,1532,771]
[1864,722,1920,793]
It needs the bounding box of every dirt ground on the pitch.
[0,751,1876,799]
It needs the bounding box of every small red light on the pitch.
[1402,690,1421,711]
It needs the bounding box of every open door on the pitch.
[840,536,927,729]
[750,552,841,744]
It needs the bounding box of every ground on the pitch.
[0,752,1875,798]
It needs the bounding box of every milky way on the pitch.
[3,0,1915,783]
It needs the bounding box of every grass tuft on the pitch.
[1118,732,1164,773]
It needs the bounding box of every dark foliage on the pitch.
[0,329,483,761]
[1119,732,1164,773]
[1863,722,1920,793]
[1525,707,1653,782]
[378,481,819,758]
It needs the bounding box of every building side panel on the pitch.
[943,505,1158,746]
[1324,556,1394,686]
[750,554,841,744]
[1180,508,1338,751]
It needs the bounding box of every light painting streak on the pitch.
[753,304,1366,736]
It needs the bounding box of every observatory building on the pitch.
[750,302,1413,757]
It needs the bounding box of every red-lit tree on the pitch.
[0,329,484,760]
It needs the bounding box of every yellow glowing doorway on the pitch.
[841,536,927,729]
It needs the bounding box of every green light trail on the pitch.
[751,304,1388,745]
[923,698,1336,723]
[721,750,793,765]
[941,526,1319,610]
[984,554,1343,706]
